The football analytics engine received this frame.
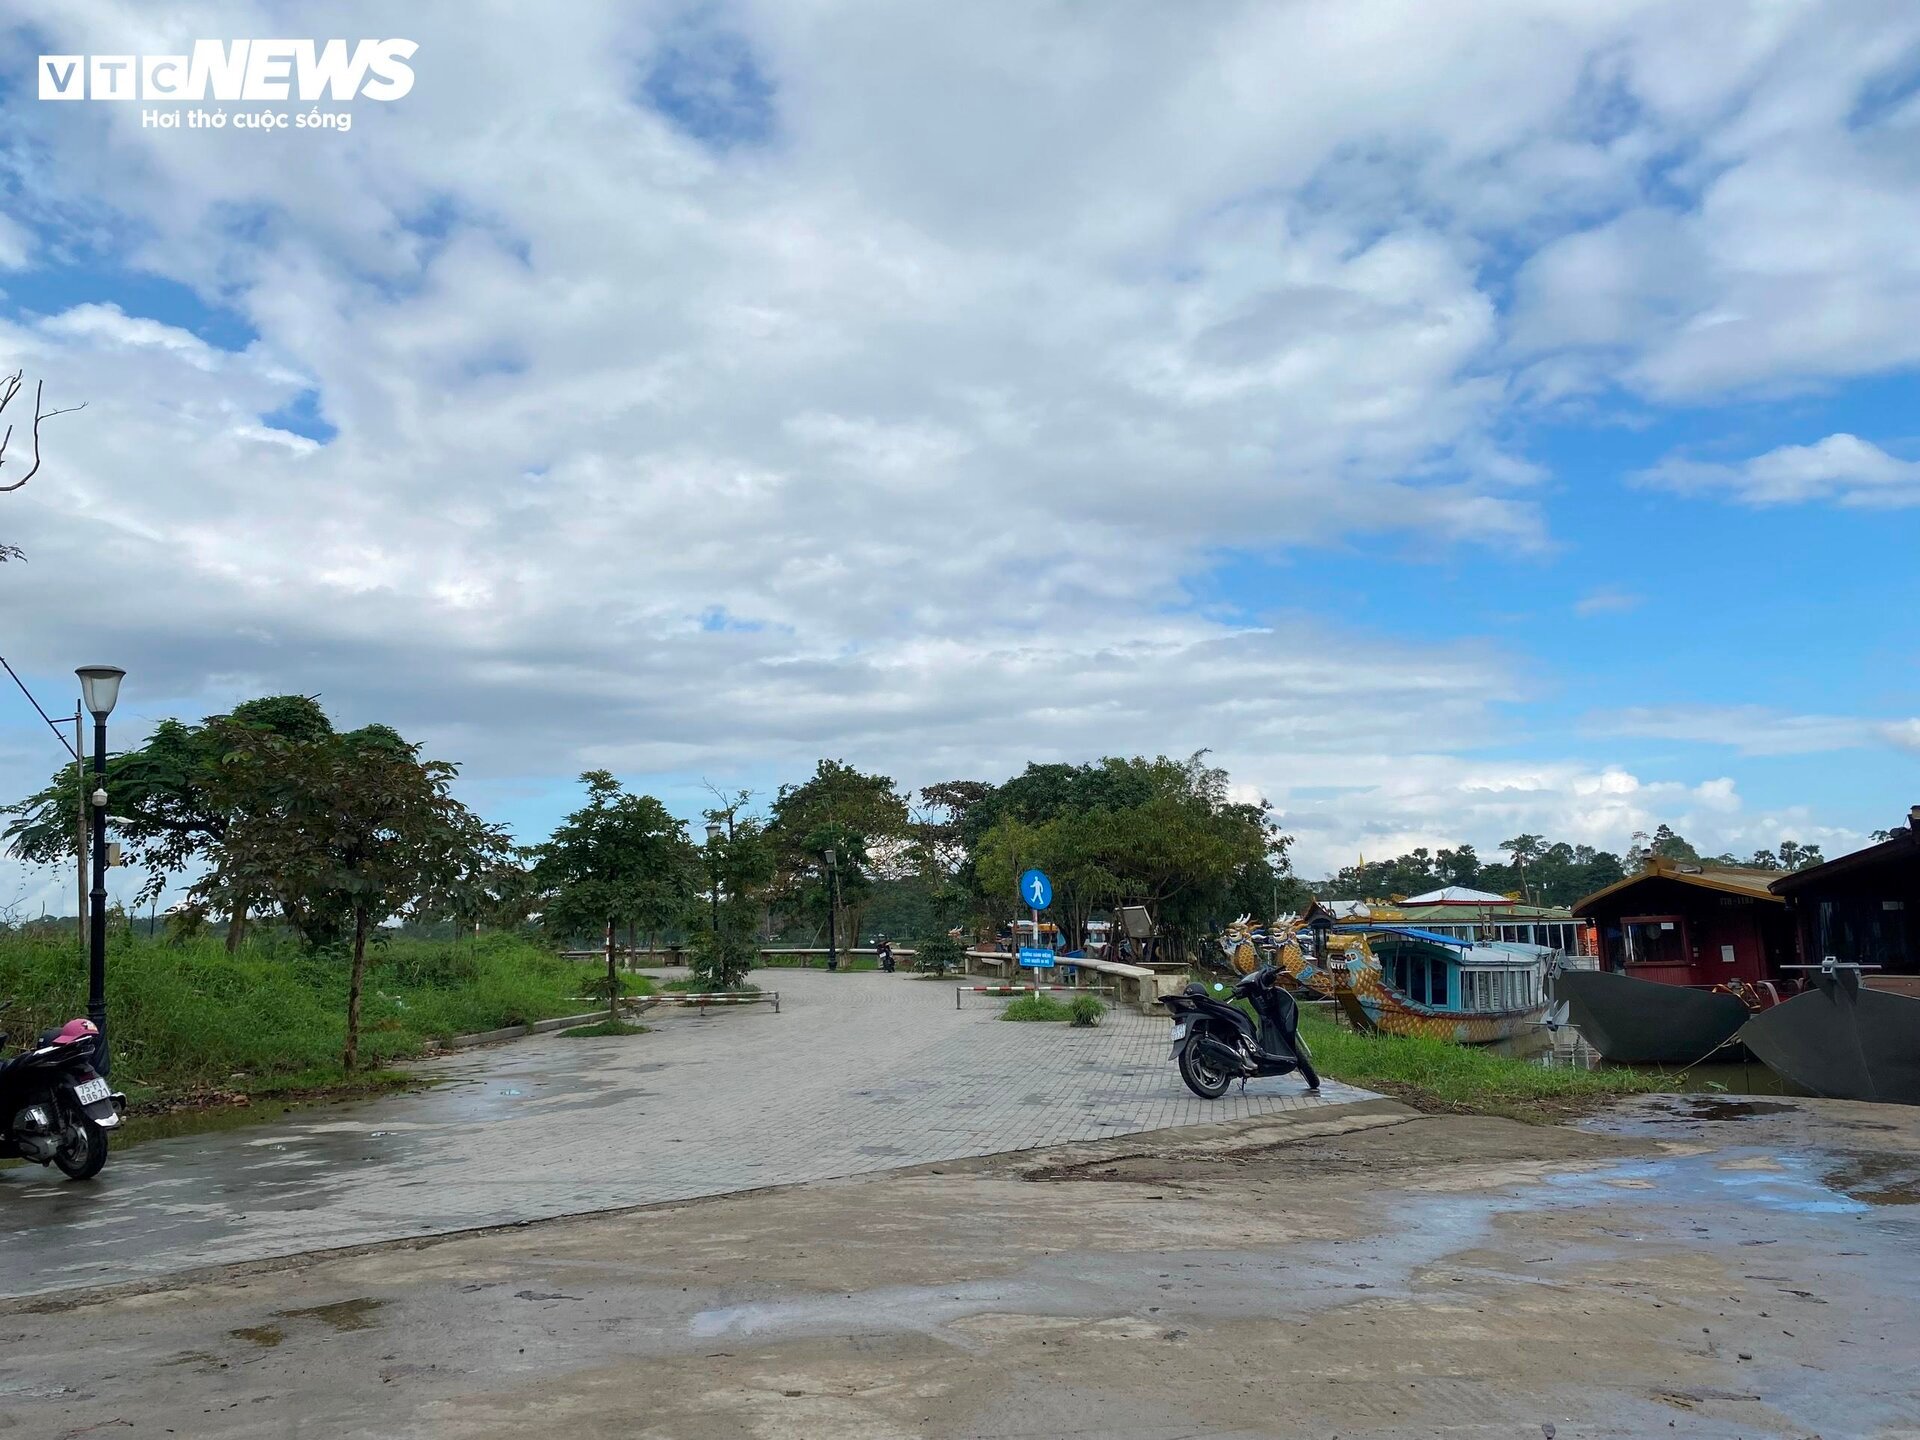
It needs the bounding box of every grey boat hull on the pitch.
[1554,968,1749,1066]
[1741,970,1920,1106]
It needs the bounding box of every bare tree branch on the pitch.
[0,373,86,495]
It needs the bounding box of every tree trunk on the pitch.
[605,915,618,1022]
[225,901,249,954]
[344,905,369,1072]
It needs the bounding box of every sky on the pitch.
[0,1,1917,916]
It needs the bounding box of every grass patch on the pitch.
[0,930,617,1113]
[1002,993,1073,1022]
[1068,995,1106,1027]
[559,1020,650,1038]
[756,953,879,971]
[1297,1012,1679,1122]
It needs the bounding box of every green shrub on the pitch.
[915,933,963,977]
[1001,993,1072,1021]
[577,969,653,1004]
[690,929,757,991]
[1068,995,1105,1027]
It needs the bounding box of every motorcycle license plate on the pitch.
[1170,1023,1187,1040]
[74,1078,110,1105]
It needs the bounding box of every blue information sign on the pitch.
[1018,946,1057,969]
[1018,868,1053,910]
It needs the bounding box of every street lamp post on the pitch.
[705,820,724,933]
[824,846,839,972]
[76,665,124,1077]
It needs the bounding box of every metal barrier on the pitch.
[646,989,780,1014]
[955,984,1117,1010]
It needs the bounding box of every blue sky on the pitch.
[2,3,1919,915]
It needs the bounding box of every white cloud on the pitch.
[1636,433,1920,508]
[2,2,1916,910]
[1274,759,1782,878]
[1585,704,1917,757]
[1883,719,1920,755]
[0,212,31,269]
[1574,587,1642,617]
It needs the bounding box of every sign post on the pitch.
[1016,868,1055,986]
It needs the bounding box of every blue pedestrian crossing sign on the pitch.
[1018,868,1053,910]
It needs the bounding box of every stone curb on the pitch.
[427,1009,620,1051]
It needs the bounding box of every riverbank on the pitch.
[0,931,645,1114]
[1298,1011,1677,1120]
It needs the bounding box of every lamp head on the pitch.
[706,821,724,846]
[824,846,837,868]
[75,665,125,719]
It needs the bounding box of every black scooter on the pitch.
[0,1016,126,1181]
[1160,963,1319,1098]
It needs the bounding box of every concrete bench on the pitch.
[963,950,1183,1011]
[1053,955,1171,1012]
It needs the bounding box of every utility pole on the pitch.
[73,705,87,954]
[825,846,839,972]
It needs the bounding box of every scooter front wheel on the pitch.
[1177,1041,1233,1099]
[54,1115,108,1181]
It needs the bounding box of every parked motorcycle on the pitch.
[1160,964,1319,1099]
[0,1017,126,1181]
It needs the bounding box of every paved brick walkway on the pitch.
[0,970,1371,1298]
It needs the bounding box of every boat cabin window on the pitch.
[1623,915,1688,967]
[1385,950,1451,1006]
[1815,898,1914,972]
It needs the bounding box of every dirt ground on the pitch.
[4,1094,1917,1439]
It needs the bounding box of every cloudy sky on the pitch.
[1,1,1917,913]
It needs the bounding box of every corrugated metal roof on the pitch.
[1573,857,1785,914]
[1401,885,1512,904]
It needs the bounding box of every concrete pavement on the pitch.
[7,1095,1916,1438]
[0,969,1365,1298]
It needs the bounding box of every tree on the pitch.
[3,694,336,949]
[205,725,509,1070]
[1318,835,1624,906]
[535,772,697,1019]
[0,368,84,562]
[766,760,909,944]
[694,795,775,990]
[1776,839,1824,871]
[1625,824,1700,872]
[970,753,1277,956]
[1498,834,1546,901]
[911,779,993,878]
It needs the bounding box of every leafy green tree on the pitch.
[971,754,1277,957]
[1626,824,1700,871]
[1745,840,1826,872]
[1499,833,1546,901]
[204,724,509,1069]
[535,772,697,1019]
[693,794,775,989]
[4,695,336,950]
[767,761,908,943]
[1321,836,1625,906]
